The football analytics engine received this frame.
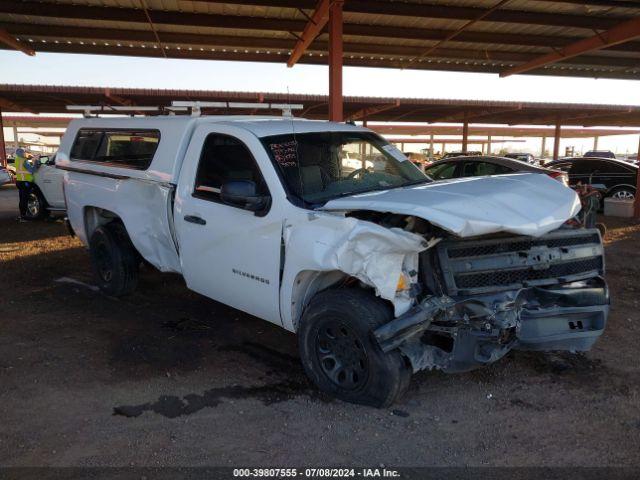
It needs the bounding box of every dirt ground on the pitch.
[1,183,639,467]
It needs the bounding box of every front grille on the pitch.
[434,229,604,296]
[447,232,601,259]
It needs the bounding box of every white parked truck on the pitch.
[18,153,67,220]
[58,116,609,406]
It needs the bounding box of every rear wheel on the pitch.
[89,223,139,296]
[298,289,411,407]
[608,187,635,200]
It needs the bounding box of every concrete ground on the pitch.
[0,186,639,467]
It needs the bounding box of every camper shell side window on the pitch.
[70,128,161,170]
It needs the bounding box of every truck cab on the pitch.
[57,115,609,407]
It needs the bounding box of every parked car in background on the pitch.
[0,166,12,185]
[584,150,616,159]
[5,156,16,179]
[504,152,537,165]
[424,155,568,185]
[547,157,637,200]
[21,153,66,219]
[442,151,482,159]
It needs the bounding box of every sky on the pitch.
[2,51,640,155]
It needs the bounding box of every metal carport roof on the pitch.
[0,1,639,80]
[2,84,640,127]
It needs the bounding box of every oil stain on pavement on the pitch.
[113,380,313,418]
[112,339,329,418]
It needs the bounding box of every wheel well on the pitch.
[608,184,636,193]
[290,270,391,332]
[83,206,125,241]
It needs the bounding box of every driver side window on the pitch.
[194,134,268,203]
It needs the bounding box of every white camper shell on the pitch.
[59,116,609,407]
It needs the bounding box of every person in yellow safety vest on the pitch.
[14,148,38,220]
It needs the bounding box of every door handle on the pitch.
[184,215,206,225]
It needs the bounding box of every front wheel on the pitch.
[298,289,411,407]
[24,188,48,220]
[89,223,139,296]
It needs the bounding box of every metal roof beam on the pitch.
[542,0,640,8]
[104,88,147,116]
[582,113,640,126]
[408,0,512,64]
[4,22,639,69]
[195,0,630,29]
[287,0,330,67]
[104,88,135,107]
[522,108,637,125]
[347,100,400,121]
[432,106,524,123]
[2,40,639,80]
[1,1,637,46]
[0,27,34,56]
[501,16,640,76]
[0,96,34,113]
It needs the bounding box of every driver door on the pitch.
[174,126,283,325]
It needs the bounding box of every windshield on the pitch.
[261,131,429,205]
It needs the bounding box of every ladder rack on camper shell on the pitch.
[66,101,304,118]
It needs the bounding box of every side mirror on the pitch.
[39,156,50,165]
[220,180,269,213]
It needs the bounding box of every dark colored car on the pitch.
[442,151,482,159]
[546,157,637,200]
[424,155,568,185]
[504,152,537,164]
[584,150,616,159]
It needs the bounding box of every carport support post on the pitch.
[553,118,562,161]
[635,135,640,218]
[0,108,6,167]
[328,0,344,122]
[462,112,469,153]
[541,136,547,159]
[487,135,492,155]
[593,136,599,151]
[429,134,434,159]
[13,125,18,149]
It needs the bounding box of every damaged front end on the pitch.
[374,228,609,373]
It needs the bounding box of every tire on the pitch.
[608,186,635,201]
[24,188,48,220]
[298,288,412,407]
[89,223,139,296]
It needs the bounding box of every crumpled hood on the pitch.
[320,173,581,238]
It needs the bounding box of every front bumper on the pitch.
[373,278,609,373]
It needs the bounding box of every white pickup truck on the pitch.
[15,154,66,220]
[58,116,609,407]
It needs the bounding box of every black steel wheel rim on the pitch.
[315,320,369,390]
